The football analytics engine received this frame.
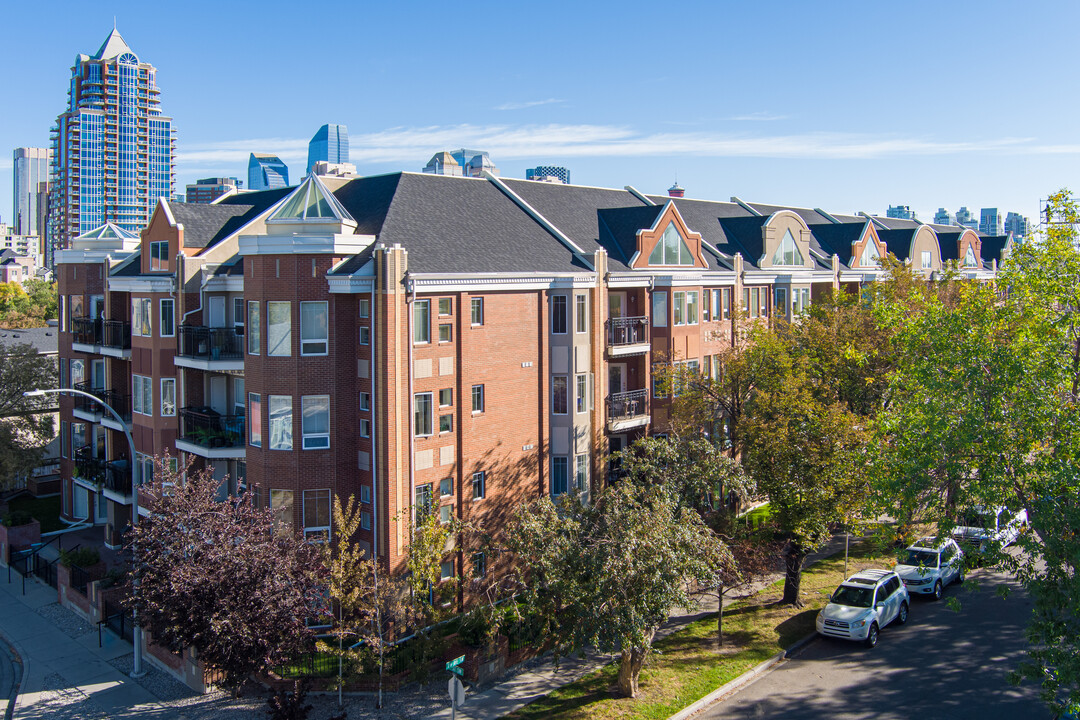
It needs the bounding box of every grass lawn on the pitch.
[503,538,894,720]
[740,503,772,529]
[8,494,64,533]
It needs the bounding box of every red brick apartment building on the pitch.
[55,171,1010,576]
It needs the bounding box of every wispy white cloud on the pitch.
[174,124,1058,174]
[494,98,565,111]
[729,111,787,122]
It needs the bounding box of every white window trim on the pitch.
[159,298,175,338]
[160,378,176,417]
[414,392,434,437]
[300,301,329,357]
[551,295,568,335]
[302,489,331,537]
[301,395,330,450]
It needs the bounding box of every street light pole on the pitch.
[25,387,146,678]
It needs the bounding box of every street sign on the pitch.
[448,676,466,707]
[446,655,465,676]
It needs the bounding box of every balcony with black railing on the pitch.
[73,447,131,496]
[607,388,650,431]
[71,316,102,346]
[606,316,650,356]
[177,407,245,457]
[102,320,131,351]
[100,389,132,424]
[175,326,243,368]
[72,382,106,419]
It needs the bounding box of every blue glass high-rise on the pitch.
[248,154,290,191]
[306,124,349,173]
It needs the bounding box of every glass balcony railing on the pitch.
[179,407,245,449]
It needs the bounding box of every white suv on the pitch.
[951,506,1029,553]
[816,569,910,648]
[894,537,964,600]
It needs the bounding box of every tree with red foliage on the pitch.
[126,459,324,694]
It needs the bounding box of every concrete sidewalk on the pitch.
[0,564,170,719]
[429,533,855,719]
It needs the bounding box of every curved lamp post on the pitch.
[24,387,145,678]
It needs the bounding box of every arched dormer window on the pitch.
[859,240,880,267]
[772,229,803,266]
[649,223,695,266]
[964,245,978,267]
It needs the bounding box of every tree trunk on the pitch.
[781,543,806,607]
[617,646,649,698]
[717,584,725,648]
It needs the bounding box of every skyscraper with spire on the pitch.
[48,27,175,262]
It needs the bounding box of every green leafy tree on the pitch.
[0,341,56,490]
[506,483,731,698]
[23,279,58,321]
[739,331,869,606]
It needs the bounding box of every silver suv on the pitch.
[894,537,964,600]
[816,569,910,648]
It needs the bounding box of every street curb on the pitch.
[0,630,26,720]
[666,632,818,720]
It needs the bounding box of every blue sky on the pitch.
[2,0,1077,229]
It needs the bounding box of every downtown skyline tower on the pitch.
[49,28,175,260]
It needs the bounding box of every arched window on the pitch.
[964,245,978,267]
[648,223,695,266]
[771,229,804,266]
[859,240,880,267]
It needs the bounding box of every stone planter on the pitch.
[0,519,40,564]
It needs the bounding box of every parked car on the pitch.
[894,537,964,600]
[951,506,1029,556]
[816,569,910,648]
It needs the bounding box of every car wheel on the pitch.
[896,602,908,626]
[932,581,942,601]
[864,622,879,648]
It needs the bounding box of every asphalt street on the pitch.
[699,565,1049,720]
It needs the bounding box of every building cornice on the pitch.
[56,249,136,265]
[407,272,598,293]
[109,275,175,293]
[238,233,376,257]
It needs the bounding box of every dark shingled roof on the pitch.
[111,253,142,276]
[644,197,755,269]
[980,235,1009,265]
[868,215,922,231]
[338,173,585,274]
[805,222,865,266]
[876,228,917,261]
[717,215,770,262]
[933,227,967,262]
[596,206,665,265]
[0,325,58,355]
[170,187,293,251]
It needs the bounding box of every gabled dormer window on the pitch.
[859,240,880,268]
[648,223,695,266]
[964,245,978,268]
[772,229,803,266]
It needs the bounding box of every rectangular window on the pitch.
[133,375,152,415]
[440,505,451,524]
[439,388,453,407]
[759,288,768,318]
[414,300,430,344]
[793,287,811,315]
[160,378,176,417]
[361,485,372,504]
[160,299,175,337]
[552,456,568,495]
[269,395,293,450]
[552,376,568,415]
[440,414,453,433]
[360,511,372,530]
[302,395,330,449]
[71,422,85,456]
[248,301,260,355]
[60,359,68,387]
[472,385,484,413]
[267,301,291,356]
[414,392,433,436]
[359,418,371,438]
[70,359,85,387]
[359,298,370,318]
[302,489,331,537]
[775,288,787,317]
[686,291,698,325]
[150,241,168,271]
[551,295,567,334]
[653,364,669,398]
[472,471,485,499]
[440,561,454,581]
[233,298,244,335]
[472,552,486,579]
[575,295,587,333]
[359,326,370,345]
[576,453,588,492]
[576,373,587,414]
[742,288,768,319]
[60,421,69,458]
[470,298,484,326]
[249,393,261,447]
[359,392,370,412]
[440,477,453,496]
[652,291,668,327]
[439,323,452,343]
[132,298,152,336]
[271,489,294,529]
[673,291,685,325]
[921,251,932,269]
[722,288,731,319]
[438,298,452,316]
[415,484,433,516]
[300,301,328,355]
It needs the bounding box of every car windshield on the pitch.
[900,550,939,567]
[959,511,993,528]
[831,585,873,608]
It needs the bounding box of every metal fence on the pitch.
[69,564,92,595]
[100,596,134,642]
